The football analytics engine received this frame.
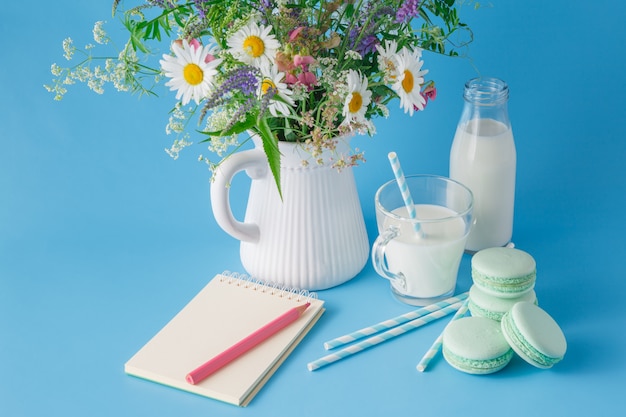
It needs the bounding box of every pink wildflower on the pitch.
[293,55,315,67]
[298,71,318,90]
[285,73,298,84]
[416,84,437,111]
[281,54,318,89]
[289,27,305,41]
[189,38,202,50]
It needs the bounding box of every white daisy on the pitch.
[391,47,428,116]
[341,70,372,127]
[260,65,295,117]
[227,21,280,69]
[376,40,399,78]
[160,40,221,105]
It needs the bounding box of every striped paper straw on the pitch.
[387,152,420,234]
[323,292,469,350]
[307,301,464,371]
[416,299,470,372]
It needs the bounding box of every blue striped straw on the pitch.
[323,292,469,350]
[307,302,464,371]
[416,298,470,372]
[387,152,420,234]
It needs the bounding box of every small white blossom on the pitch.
[345,50,362,61]
[43,82,67,101]
[50,63,62,76]
[165,136,193,160]
[87,77,105,94]
[206,132,240,156]
[93,21,109,45]
[376,102,390,118]
[62,38,75,61]
[166,104,188,134]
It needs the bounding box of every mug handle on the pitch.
[371,226,407,291]
[210,148,268,243]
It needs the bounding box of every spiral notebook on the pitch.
[124,272,325,407]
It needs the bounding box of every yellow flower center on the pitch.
[348,92,363,113]
[261,78,276,95]
[243,35,265,58]
[183,63,204,86]
[384,58,396,72]
[402,70,414,93]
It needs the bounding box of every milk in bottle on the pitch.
[450,78,516,252]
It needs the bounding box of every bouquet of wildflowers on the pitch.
[47,0,472,192]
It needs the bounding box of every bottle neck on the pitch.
[460,77,510,128]
[463,77,509,106]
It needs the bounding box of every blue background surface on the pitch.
[2,1,625,415]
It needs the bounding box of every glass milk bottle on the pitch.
[449,77,516,252]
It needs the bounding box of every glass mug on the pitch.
[372,175,474,306]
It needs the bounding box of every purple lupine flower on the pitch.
[193,0,210,19]
[258,86,277,118]
[348,5,394,55]
[357,35,379,55]
[258,0,275,25]
[229,66,261,95]
[200,66,261,122]
[147,0,176,9]
[395,0,421,24]
[347,1,375,49]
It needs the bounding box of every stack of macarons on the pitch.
[442,247,567,375]
[468,246,538,321]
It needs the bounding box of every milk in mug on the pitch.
[450,117,516,252]
[383,205,469,298]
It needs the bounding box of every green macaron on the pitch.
[471,247,536,298]
[501,301,567,369]
[468,284,538,322]
[442,316,513,375]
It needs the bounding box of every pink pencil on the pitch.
[186,302,311,385]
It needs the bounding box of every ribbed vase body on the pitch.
[239,139,368,290]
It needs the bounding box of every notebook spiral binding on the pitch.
[220,271,318,303]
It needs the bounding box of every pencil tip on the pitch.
[296,302,311,315]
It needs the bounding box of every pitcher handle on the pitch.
[371,226,407,292]
[210,148,267,243]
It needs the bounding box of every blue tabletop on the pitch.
[2,1,625,415]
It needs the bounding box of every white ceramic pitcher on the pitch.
[210,136,369,290]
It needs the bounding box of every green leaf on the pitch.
[160,14,172,35]
[149,22,161,41]
[345,3,355,18]
[130,34,150,53]
[173,10,186,27]
[257,116,282,199]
